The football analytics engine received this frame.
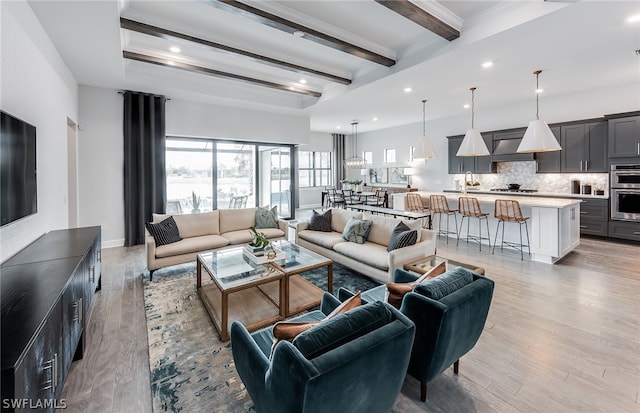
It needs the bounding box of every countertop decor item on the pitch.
[508,183,521,190]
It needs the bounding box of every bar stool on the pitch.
[429,195,458,244]
[457,197,491,251]
[492,199,530,260]
[406,193,431,229]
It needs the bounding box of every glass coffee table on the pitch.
[197,241,333,341]
[403,255,485,275]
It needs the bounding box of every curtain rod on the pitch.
[117,90,171,101]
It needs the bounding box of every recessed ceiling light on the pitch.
[299,79,307,84]
[404,87,412,93]
[535,88,544,94]
[627,14,640,23]
[373,117,378,121]
[463,104,470,109]
[293,30,305,37]
[167,61,176,66]
[336,126,341,130]
[170,46,181,53]
[481,61,493,68]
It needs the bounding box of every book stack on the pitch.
[243,246,286,264]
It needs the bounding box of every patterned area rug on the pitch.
[144,262,379,412]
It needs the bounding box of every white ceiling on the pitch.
[29,0,640,133]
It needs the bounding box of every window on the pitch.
[299,151,332,187]
[384,149,396,164]
[362,151,373,165]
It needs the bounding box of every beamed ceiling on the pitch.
[28,0,640,133]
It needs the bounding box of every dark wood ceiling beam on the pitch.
[122,50,322,97]
[120,18,350,85]
[375,0,460,41]
[207,0,395,67]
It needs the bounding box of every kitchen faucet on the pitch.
[464,171,473,195]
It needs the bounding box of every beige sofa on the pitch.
[146,208,288,280]
[294,208,437,284]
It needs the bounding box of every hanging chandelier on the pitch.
[413,99,437,161]
[518,70,562,153]
[344,121,366,169]
[457,87,490,156]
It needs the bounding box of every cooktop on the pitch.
[490,188,539,193]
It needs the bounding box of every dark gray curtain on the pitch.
[332,133,345,187]
[123,91,166,246]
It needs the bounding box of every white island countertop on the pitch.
[426,191,582,208]
[442,189,608,200]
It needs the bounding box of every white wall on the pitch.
[356,83,640,193]
[77,86,123,247]
[167,98,310,144]
[76,87,312,246]
[0,1,78,262]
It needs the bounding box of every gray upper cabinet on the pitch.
[448,136,474,174]
[561,121,607,173]
[535,126,561,173]
[447,135,495,174]
[608,115,640,159]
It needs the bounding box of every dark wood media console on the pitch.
[1,227,101,412]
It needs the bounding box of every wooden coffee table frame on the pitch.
[197,243,333,341]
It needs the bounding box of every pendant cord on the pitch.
[470,87,476,129]
[535,72,540,120]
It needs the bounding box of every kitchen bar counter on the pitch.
[393,191,581,264]
[443,189,609,200]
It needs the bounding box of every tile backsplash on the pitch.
[451,161,609,194]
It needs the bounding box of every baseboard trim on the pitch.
[103,238,125,248]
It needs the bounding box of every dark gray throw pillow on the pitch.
[145,216,181,246]
[387,221,418,252]
[309,209,332,232]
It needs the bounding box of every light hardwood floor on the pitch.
[58,230,640,413]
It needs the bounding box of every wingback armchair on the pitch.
[340,267,494,401]
[230,293,415,413]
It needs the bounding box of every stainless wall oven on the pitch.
[610,164,640,221]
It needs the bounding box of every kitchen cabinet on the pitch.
[447,135,496,174]
[608,220,640,241]
[535,126,561,173]
[1,227,101,412]
[561,121,607,172]
[608,115,640,159]
[578,197,608,237]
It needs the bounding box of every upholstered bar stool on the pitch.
[492,199,530,260]
[406,193,431,229]
[429,195,458,244]
[457,197,491,251]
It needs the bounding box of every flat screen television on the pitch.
[1,111,37,227]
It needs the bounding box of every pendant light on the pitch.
[413,99,437,161]
[518,70,561,153]
[344,121,366,169]
[457,87,490,156]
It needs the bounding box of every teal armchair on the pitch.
[340,267,494,402]
[230,293,415,413]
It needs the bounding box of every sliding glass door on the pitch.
[166,137,294,218]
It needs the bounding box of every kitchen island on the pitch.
[393,191,581,264]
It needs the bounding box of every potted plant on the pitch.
[190,191,201,213]
[248,227,270,252]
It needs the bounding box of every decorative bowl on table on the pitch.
[507,183,521,190]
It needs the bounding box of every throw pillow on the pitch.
[385,261,446,309]
[387,222,418,252]
[414,266,475,300]
[309,209,332,232]
[145,216,181,246]
[292,301,393,359]
[256,206,278,229]
[342,217,373,244]
[270,292,362,357]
